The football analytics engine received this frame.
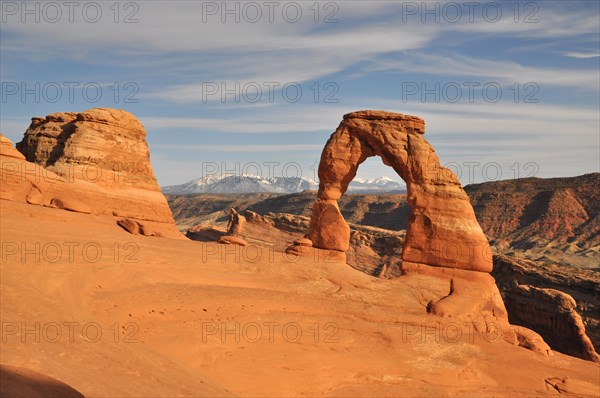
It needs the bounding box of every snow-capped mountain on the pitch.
[161,175,318,194]
[348,176,406,193]
[161,175,405,194]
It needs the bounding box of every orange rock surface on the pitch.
[308,110,492,273]
[2,199,599,397]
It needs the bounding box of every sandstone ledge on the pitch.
[343,110,425,133]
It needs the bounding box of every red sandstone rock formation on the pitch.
[305,110,491,273]
[0,108,182,238]
[225,208,246,235]
[217,208,249,246]
[17,108,158,191]
[492,254,600,358]
[288,111,533,349]
[504,284,599,362]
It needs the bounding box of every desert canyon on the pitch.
[1,108,599,397]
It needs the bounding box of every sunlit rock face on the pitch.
[1,108,182,238]
[307,110,492,273]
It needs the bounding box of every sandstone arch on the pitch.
[307,110,492,272]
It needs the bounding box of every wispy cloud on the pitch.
[368,53,599,90]
[563,51,600,59]
[449,3,599,38]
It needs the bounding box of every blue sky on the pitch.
[1,0,598,186]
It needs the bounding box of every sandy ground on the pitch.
[1,200,599,397]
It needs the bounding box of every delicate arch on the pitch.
[307,110,492,272]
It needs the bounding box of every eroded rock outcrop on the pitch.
[225,208,246,235]
[17,109,158,191]
[302,110,491,273]
[218,208,249,246]
[492,254,600,358]
[504,284,599,362]
[1,108,183,239]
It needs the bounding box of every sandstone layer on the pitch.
[167,189,599,362]
[4,199,600,397]
[306,110,491,273]
[188,209,528,353]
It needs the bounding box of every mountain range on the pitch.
[161,175,406,194]
[166,173,599,270]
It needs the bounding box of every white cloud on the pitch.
[449,4,599,38]
[368,53,599,90]
[563,51,600,59]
